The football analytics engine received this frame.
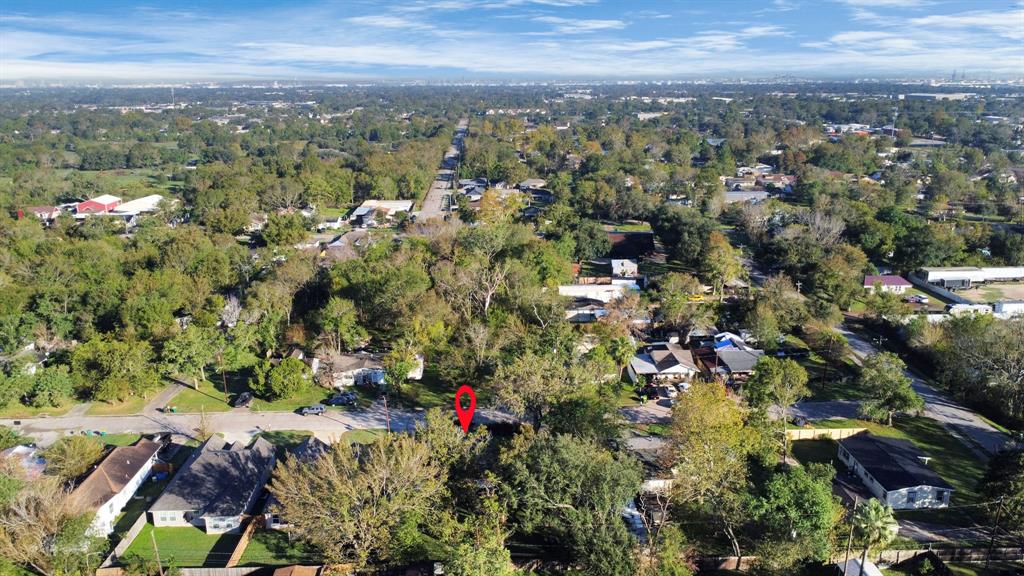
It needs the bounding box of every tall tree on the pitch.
[744,356,809,458]
[668,381,756,558]
[161,325,222,389]
[858,352,923,426]
[319,297,366,353]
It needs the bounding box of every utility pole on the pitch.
[844,496,859,573]
[986,496,1004,567]
[217,352,228,403]
[383,393,391,434]
[150,528,166,576]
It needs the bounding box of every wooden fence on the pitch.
[786,427,866,441]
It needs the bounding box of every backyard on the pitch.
[122,524,240,568]
[237,529,320,566]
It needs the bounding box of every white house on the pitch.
[838,434,953,510]
[627,342,700,385]
[558,281,639,304]
[71,438,162,536]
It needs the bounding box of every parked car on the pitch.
[325,392,357,406]
[231,392,253,408]
[905,294,930,304]
[300,404,326,416]
[659,385,678,399]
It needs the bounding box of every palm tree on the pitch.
[609,336,635,382]
[851,499,898,576]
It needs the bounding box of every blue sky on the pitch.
[2,0,1022,81]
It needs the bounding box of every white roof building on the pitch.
[112,194,168,216]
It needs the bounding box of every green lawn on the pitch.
[102,433,143,447]
[237,529,320,566]
[251,386,336,413]
[340,429,387,445]
[169,382,237,413]
[791,439,839,466]
[392,367,457,409]
[122,524,240,568]
[0,402,72,419]
[319,207,349,219]
[86,396,148,416]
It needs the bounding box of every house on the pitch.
[627,342,700,386]
[350,200,413,227]
[611,259,639,278]
[838,434,954,510]
[558,282,639,304]
[565,297,607,323]
[111,194,167,217]
[863,275,912,295]
[0,445,46,478]
[149,437,276,534]
[693,333,764,384]
[518,178,547,189]
[71,438,162,536]
[75,194,122,215]
[319,351,422,388]
[23,206,60,223]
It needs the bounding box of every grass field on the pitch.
[123,524,240,568]
[86,395,149,416]
[0,402,72,419]
[101,433,143,447]
[340,428,387,444]
[237,529,320,566]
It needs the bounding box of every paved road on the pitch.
[794,324,1012,458]
[619,401,673,424]
[419,118,467,221]
[2,400,422,447]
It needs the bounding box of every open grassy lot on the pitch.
[340,428,387,445]
[255,430,313,449]
[0,402,72,419]
[86,395,149,416]
[101,433,143,447]
[791,439,840,466]
[237,529,320,566]
[169,382,240,413]
[122,524,240,568]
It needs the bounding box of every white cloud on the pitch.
[839,0,929,6]
[531,15,627,34]
[910,9,1024,40]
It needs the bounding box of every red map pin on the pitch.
[454,385,476,433]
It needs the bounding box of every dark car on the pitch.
[325,392,357,406]
[231,392,253,408]
[300,404,326,416]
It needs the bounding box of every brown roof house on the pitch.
[149,437,276,534]
[71,438,162,536]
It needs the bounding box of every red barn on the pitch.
[76,194,121,215]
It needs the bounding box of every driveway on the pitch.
[1,400,422,447]
[619,402,673,425]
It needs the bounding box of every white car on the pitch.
[660,385,678,399]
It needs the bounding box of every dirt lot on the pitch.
[958,282,1024,303]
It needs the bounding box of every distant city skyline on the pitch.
[3,0,1023,82]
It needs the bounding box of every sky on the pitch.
[2,0,1023,82]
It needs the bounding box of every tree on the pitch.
[41,436,104,482]
[499,431,641,576]
[609,336,635,382]
[269,433,446,569]
[492,351,572,429]
[443,498,520,576]
[70,335,158,403]
[744,356,809,458]
[748,464,842,571]
[668,381,756,558]
[858,352,923,425]
[24,366,74,408]
[251,357,310,400]
[261,212,307,246]
[703,231,743,299]
[383,340,417,395]
[0,464,104,576]
[851,499,898,576]
[319,297,366,353]
[161,325,221,389]
[573,219,612,262]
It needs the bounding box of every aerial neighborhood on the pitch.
[1,78,1023,576]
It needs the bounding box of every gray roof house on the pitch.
[149,437,276,534]
[838,434,954,510]
[627,342,700,386]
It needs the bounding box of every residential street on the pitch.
[419,118,467,220]
[1,401,422,447]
